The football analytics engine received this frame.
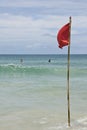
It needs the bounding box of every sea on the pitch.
[0,54,87,130]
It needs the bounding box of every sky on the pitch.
[0,0,87,54]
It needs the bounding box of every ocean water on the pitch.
[0,54,87,130]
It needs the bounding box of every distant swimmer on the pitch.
[20,58,23,64]
[48,59,51,63]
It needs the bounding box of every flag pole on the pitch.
[67,16,71,127]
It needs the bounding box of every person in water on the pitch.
[48,59,51,63]
[20,58,23,64]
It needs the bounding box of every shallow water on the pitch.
[0,54,87,130]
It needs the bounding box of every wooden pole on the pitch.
[67,16,71,127]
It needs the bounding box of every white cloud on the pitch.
[0,0,86,10]
[0,0,87,54]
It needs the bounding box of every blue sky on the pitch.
[0,0,87,54]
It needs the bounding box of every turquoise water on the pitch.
[0,54,87,130]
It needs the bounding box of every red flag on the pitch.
[57,23,70,48]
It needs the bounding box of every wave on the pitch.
[0,64,62,76]
[47,117,87,130]
[0,63,87,78]
[77,117,87,125]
